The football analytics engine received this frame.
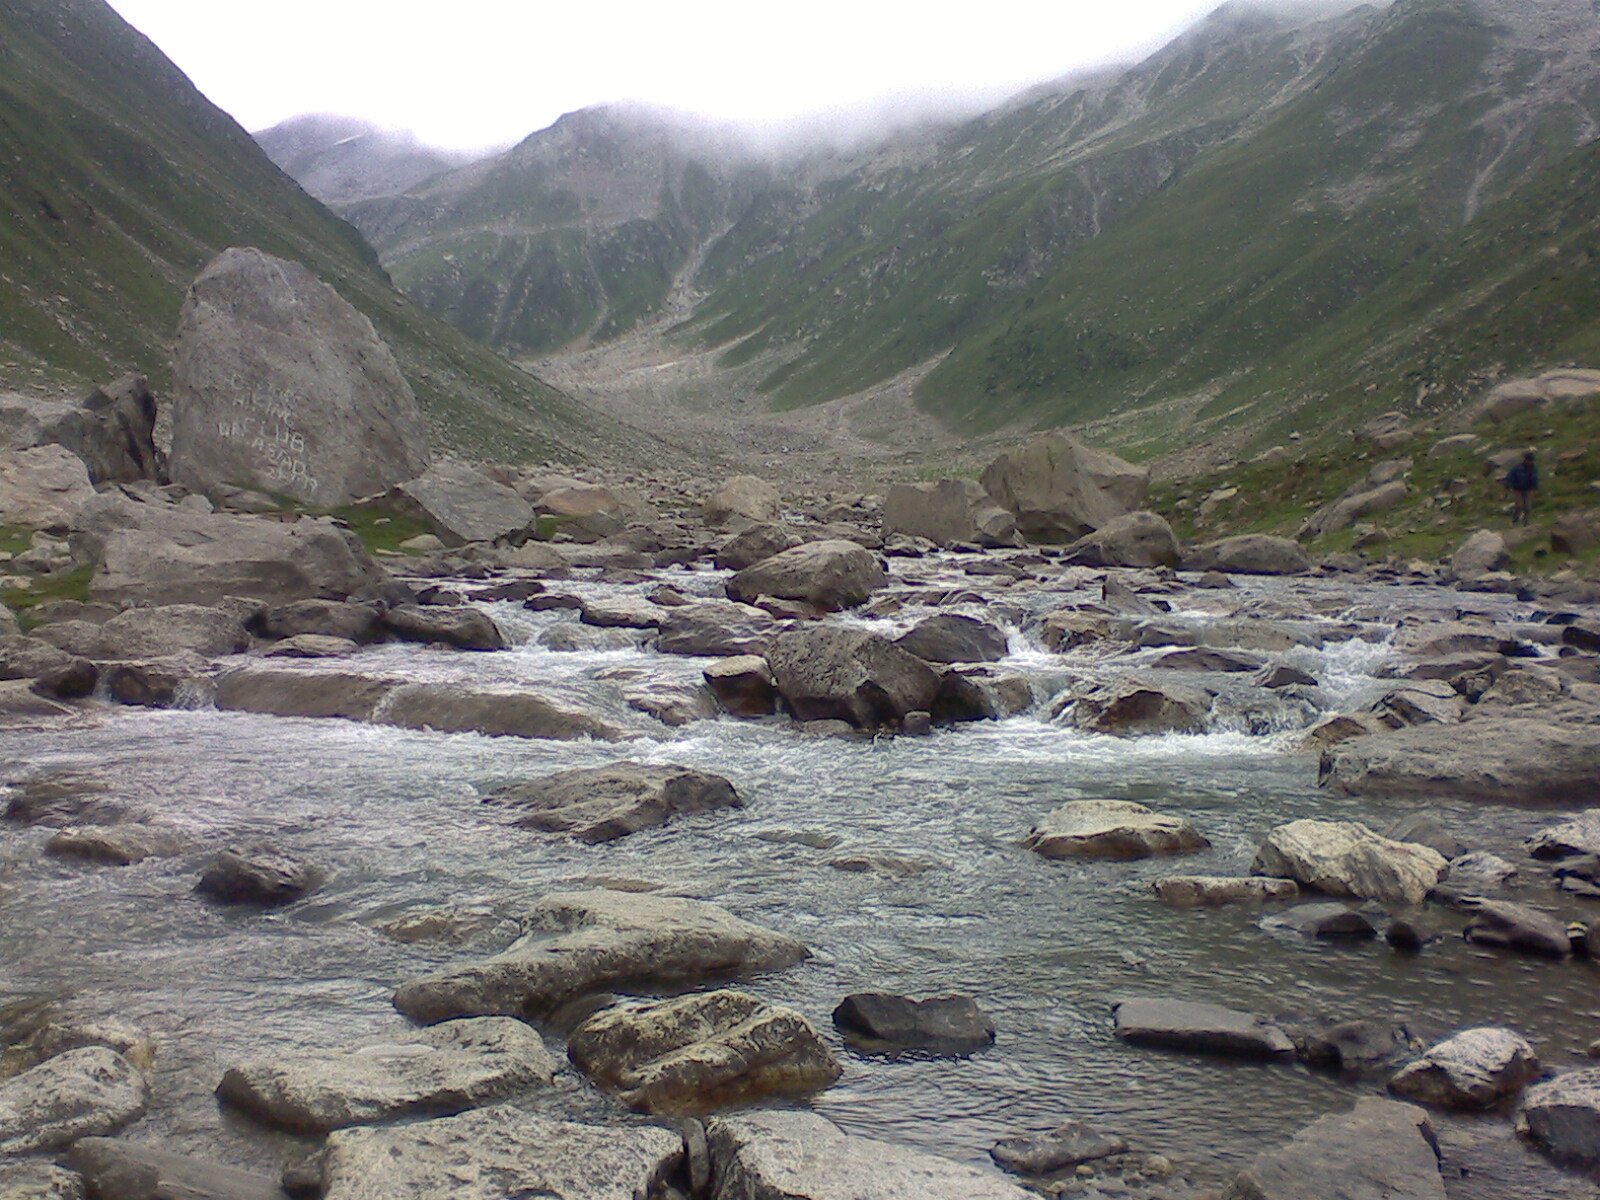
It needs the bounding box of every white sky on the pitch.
[105,1,1229,150]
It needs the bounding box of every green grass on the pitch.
[324,502,436,556]
[1,565,95,626]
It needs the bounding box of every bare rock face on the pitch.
[0,445,95,529]
[1251,819,1447,906]
[568,989,840,1115]
[320,1106,683,1200]
[487,762,743,843]
[1224,1098,1444,1200]
[882,479,1018,548]
[1025,800,1209,861]
[169,247,431,506]
[979,432,1148,543]
[392,889,809,1023]
[1387,1027,1539,1110]
[0,1046,148,1153]
[216,1017,557,1132]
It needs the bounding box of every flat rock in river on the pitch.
[488,763,743,843]
[1025,799,1208,861]
[1153,876,1299,907]
[1223,1097,1444,1200]
[216,1016,556,1132]
[0,1046,147,1153]
[990,1121,1128,1176]
[320,1105,682,1200]
[1252,818,1446,905]
[1113,997,1294,1058]
[1521,1067,1600,1165]
[392,889,808,1023]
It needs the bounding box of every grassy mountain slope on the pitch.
[0,0,625,463]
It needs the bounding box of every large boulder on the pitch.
[1185,535,1310,576]
[393,461,533,546]
[979,432,1148,543]
[1112,998,1294,1058]
[536,485,653,541]
[726,540,886,611]
[894,614,1009,664]
[378,685,622,741]
[1062,510,1180,568]
[569,990,840,1115]
[882,479,1017,548]
[92,604,249,660]
[0,374,164,484]
[260,598,383,643]
[1521,1068,1600,1165]
[0,445,95,529]
[704,655,777,716]
[1025,799,1208,860]
[196,847,321,906]
[168,247,431,506]
[704,475,782,526]
[1300,480,1408,539]
[1067,677,1212,736]
[1251,819,1447,905]
[320,1106,682,1200]
[1224,1098,1444,1200]
[714,523,803,571]
[1319,719,1600,803]
[0,1047,147,1153]
[1475,368,1600,422]
[765,625,940,728]
[216,1017,556,1132]
[392,890,808,1023]
[707,1111,1035,1200]
[487,763,743,843]
[1461,898,1571,957]
[381,605,506,650]
[1387,1027,1539,1110]
[657,602,776,657]
[1451,529,1510,578]
[76,493,383,606]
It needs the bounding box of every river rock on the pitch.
[979,432,1148,543]
[261,634,360,660]
[894,614,1009,664]
[380,605,506,650]
[657,601,775,657]
[92,604,249,660]
[168,247,430,506]
[1319,719,1600,803]
[378,684,623,741]
[705,475,782,526]
[704,655,777,716]
[933,666,1033,722]
[766,625,939,728]
[1224,1098,1443,1200]
[1263,902,1377,940]
[535,486,651,542]
[0,445,95,529]
[1062,510,1180,568]
[1112,998,1294,1058]
[1521,1068,1600,1165]
[392,461,532,546]
[216,1017,555,1132]
[66,1138,291,1200]
[0,636,94,692]
[1296,1019,1418,1076]
[488,763,742,843]
[1387,1027,1539,1110]
[46,825,182,867]
[727,540,886,611]
[0,1047,147,1153]
[214,668,395,720]
[392,889,808,1023]
[832,992,995,1055]
[882,479,1017,548]
[1025,799,1208,860]
[569,989,839,1115]
[1527,810,1600,860]
[0,1163,83,1199]
[1039,610,1112,650]
[714,523,804,570]
[579,596,664,629]
[1068,677,1212,736]
[196,848,321,906]
[1461,898,1571,957]
[1451,529,1511,578]
[1383,813,1468,861]
[1369,680,1463,728]
[320,1106,682,1200]
[78,493,383,606]
[1185,535,1310,576]
[1252,819,1447,905]
[1153,876,1299,907]
[1156,646,1264,673]
[990,1121,1128,1176]
[707,1110,1035,1200]
[260,598,383,644]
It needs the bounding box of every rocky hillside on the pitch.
[324,0,1600,466]
[254,115,478,207]
[0,0,634,464]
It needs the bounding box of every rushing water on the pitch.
[2,555,1596,1195]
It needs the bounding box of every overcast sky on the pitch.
[105,1,1231,150]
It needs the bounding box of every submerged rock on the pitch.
[1153,876,1299,907]
[832,992,995,1056]
[990,1121,1128,1176]
[195,848,321,907]
[1251,819,1446,906]
[1025,799,1208,861]
[67,1138,287,1200]
[568,989,840,1115]
[1387,1027,1539,1110]
[488,763,743,843]
[1224,1098,1443,1200]
[1112,998,1294,1059]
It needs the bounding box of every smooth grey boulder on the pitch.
[714,523,804,571]
[1153,876,1299,907]
[832,992,995,1055]
[169,247,430,506]
[536,485,654,542]
[979,432,1148,543]
[1156,646,1264,673]
[1251,819,1447,906]
[76,493,383,607]
[568,989,840,1115]
[1522,1068,1600,1165]
[92,604,249,660]
[657,601,776,657]
[377,684,623,741]
[0,1163,84,1200]
[216,1017,556,1132]
[1384,813,1468,861]
[1451,529,1511,577]
[894,614,1009,664]
[1025,799,1208,861]
[392,890,808,1023]
[66,1138,286,1200]
[990,1121,1127,1176]
[261,599,383,644]
[579,595,665,629]
[707,1110,1035,1200]
[214,668,396,720]
[882,479,1017,548]
[393,461,532,546]
[726,539,886,611]
[1062,510,1180,568]
[1068,677,1211,736]
[1185,535,1310,576]
[0,445,95,529]
[0,375,163,485]
[1319,718,1600,803]
[0,1046,148,1153]
[488,763,743,843]
[1461,898,1572,957]
[766,625,940,729]
[1262,902,1377,940]
[1112,998,1294,1058]
[1387,1027,1539,1110]
[1301,479,1408,540]
[320,1106,681,1200]
[196,848,321,907]
[1224,1098,1443,1200]
[381,605,506,650]
[704,475,781,526]
[704,655,777,716]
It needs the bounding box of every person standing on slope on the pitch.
[1504,450,1539,526]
